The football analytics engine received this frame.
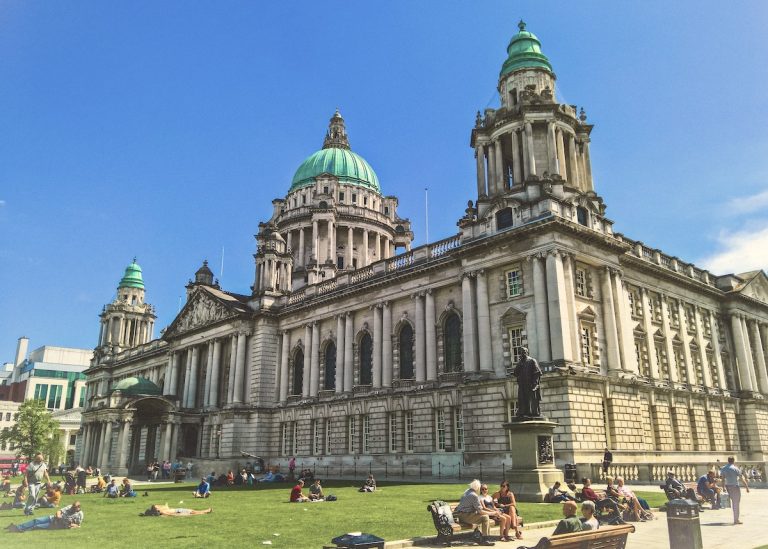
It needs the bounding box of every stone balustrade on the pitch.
[619,235,715,287]
[590,461,767,486]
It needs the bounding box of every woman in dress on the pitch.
[492,480,522,540]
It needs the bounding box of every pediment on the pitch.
[164,289,239,338]
[738,271,768,304]
[500,305,527,323]
[578,305,597,319]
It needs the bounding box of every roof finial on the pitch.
[518,19,526,32]
[132,256,137,263]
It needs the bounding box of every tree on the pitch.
[0,399,60,461]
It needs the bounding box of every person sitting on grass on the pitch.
[194,477,211,498]
[1,474,11,495]
[290,479,309,502]
[90,475,106,493]
[5,500,83,532]
[104,478,119,498]
[308,479,324,500]
[119,477,137,497]
[0,485,27,510]
[453,479,493,546]
[479,483,512,542]
[359,474,376,492]
[580,500,599,530]
[552,501,583,535]
[547,481,575,503]
[139,504,212,517]
[39,483,61,508]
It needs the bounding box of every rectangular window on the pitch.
[325,419,332,455]
[575,268,587,297]
[435,409,446,451]
[339,192,345,202]
[580,324,594,365]
[352,193,357,203]
[655,343,669,380]
[34,384,48,403]
[313,420,322,455]
[323,186,329,194]
[507,326,527,365]
[69,434,77,445]
[5,413,10,421]
[388,413,398,453]
[384,206,389,216]
[404,411,414,453]
[281,423,289,455]
[348,416,357,454]
[47,385,62,409]
[292,422,297,456]
[78,387,85,408]
[362,415,370,454]
[505,266,523,297]
[454,407,464,451]
[667,298,679,327]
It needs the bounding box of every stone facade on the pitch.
[81,23,768,482]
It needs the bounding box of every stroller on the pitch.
[64,471,77,496]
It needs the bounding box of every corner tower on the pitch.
[255,111,413,295]
[96,259,156,354]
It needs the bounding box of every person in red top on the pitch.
[581,478,622,524]
[290,479,309,502]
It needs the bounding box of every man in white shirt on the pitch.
[23,453,50,516]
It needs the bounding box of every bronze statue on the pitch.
[513,347,542,418]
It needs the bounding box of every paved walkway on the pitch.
[389,487,768,549]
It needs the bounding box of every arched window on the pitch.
[359,333,373,385]
[292,349,304,395]
[496,208,514,230]
[577,206,588,226]
[324,343,336,391]
[399,324,414,380]
[444,313,462,372]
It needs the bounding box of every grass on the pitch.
[0,481,666,548]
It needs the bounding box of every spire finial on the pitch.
[518,19,526,32]
[132,256,137,263]
[323,109,351,150]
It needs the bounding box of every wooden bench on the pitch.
[427,500,485,545]
[515,524,635,549]
[660,481,703,503]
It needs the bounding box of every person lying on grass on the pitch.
[139,504,213,516]
[5,501,83,532]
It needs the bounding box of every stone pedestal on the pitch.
[504,418,563,502]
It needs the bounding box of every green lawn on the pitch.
[0,481,666,548]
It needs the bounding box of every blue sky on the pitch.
[1,1,767,361]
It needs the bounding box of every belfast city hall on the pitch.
[80,22,768,485]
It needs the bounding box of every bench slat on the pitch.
[516,524,635,549]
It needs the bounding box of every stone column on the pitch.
[344,313,354,392]
[279,332,290,401]
[373,304,383,388]
[335,317,345,393]
[182,350,192,408]
[117,420,131,470]
[309,322,320,397]
[546,251,574,362]
[168,423,179,462]
[461,274,478,372]
[525,121,536,176]
[298,227,305,267]
[494,138,504,191]
[347,227,354,269]
[555,127,567,179]
[730,314,754,392]
[613,271,637,373]
[382,302,393,386]
[164,353,174,396]
[601,268,621,371]
[329,220,336,264]
[226,336,237,405]
[374,232,381,262]
[362,229,369,266]
[207,340,220,407]
[414,293,426,381]
[79,424,90,466]
[302,324,312,396]
[547,121,557,174]
[476,144,487,197]
[740,316,759,390]
[660,296,678,382]
[678,302,696,385]
[203,343,214,408]
[475,270,494,373]
[312,219,318,263]
[487,141,497,194]
[232,332,247,404]
[511,130,522,185]
[582,139,594,191]
[188,346,200,408]
[568,133,579,188]
[561,254,580,360]
[532,255,551,362]
[99,420,113,468]
[640,289,660,379]
[425,291,437,381]
[709,311,727,390]
[694,308,713,387]
[749,319,768,394]
[161,421,172,461]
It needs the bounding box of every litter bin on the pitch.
[666,498,702,549]
[330,532,385,549]
[564,463,577,484]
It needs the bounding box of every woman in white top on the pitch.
[479,484,512,541]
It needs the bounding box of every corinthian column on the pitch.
[494,139,504,192]
[335,317,345,394]
[709,311,727,390]
[309,323,319,397]
[730,314,754,392]
[600,268,620,371]
[461,274,478,372]
[525,121,536,176]
[547,121,557,174]
[532,255,551,362]
[487,142,497,194]
[382,303,393,386]
[373,305,383,388]
[188,346,199,408]
[749,319,768,394]
[182,350,192,408]
[568,133,579,188]
[209,339,222,408]
[232,332,247,404]
[344,314,354,392]
[475,270,494,373]
[347,226,354,269]
[425,292,437,381]
[476,145,487,197]
[694,307,712,387]
[640,289,659,379]
[556,127,567,179]
[546,251,573,362]
[279,332,290,402]
[612,271,637,373]
[414,293,426,381]
[203,343,214,408]
[678,302,696,385]
[363,229,369,266]
[511,130,522,185]
[303,324,312,397]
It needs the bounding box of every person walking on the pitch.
[720,456,750,525]
[23,453,51,516]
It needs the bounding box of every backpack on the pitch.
[326,495,337,501]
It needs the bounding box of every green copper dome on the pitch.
[111,376,161,396]
[500,20,553,77]
[118,259,144,290]
[289,110,381,194]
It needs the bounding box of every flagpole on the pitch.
[425,187,430,244]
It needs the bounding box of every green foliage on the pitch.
[0,399,60,460]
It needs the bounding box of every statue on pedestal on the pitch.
[513,347,542,418]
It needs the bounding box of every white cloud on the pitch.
[727,189,768,214]
[699,222,768,274]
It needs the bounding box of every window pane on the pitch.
[360,334,373,385]
[399,324,414,379]
[444,314,462,372]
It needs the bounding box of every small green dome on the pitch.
[111,376,161,396]
[119,259,144,290]
[290,148,381,193]
[500,20,553,77]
